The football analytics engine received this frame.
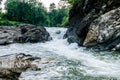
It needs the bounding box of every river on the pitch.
[0,27,120,80]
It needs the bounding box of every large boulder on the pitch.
[0,53,41,80]
[17,24,52,43]
[83,7,120,50]
[0,26,21,45]
[19,24,37,34]
[0,24,52,44]
[64,0,120,46]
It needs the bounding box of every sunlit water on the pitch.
[0,27,120,80]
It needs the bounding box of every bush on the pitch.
[0,19,20,26]
[5,0,49,26]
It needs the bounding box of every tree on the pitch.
[4,0,69,27]
[5,0,49,26]
[49,3,56,11]
[58,0,69,8]
[48,8,69,27]
[0,0,2,12]
[60,0,82,6]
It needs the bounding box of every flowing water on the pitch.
[0,27,120,80]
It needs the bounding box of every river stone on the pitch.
[0,24,52,44]
[19,24,37,34]
[0,26,21,45]
[17,24,52,43]
[83,7,120,50]
[0,53,41,80]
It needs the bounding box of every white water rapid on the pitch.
[0,27,120,80]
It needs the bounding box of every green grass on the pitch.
[0,19,21,26]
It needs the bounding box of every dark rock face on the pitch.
[17,24,52,43]
[0,24,52,44]
[0,53,41,80]
[19,24,37,34]
[64,0,120,50]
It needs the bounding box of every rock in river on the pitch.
[17,24,52,43]
[0,26,21,45]
[0,24,52,45]
[83,7,120,50]
[0,53,41,80]
[64,0,120,51]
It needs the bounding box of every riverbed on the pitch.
[0,27,120,80]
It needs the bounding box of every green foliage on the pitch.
[48,8,69,27]
[0,0,2,12]
[60,16,69,27]
[0,19,20,26]
[0,13,5,18]
[5,0,49,26]
[4,0,69,27]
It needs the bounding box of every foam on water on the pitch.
[0,27,120,80]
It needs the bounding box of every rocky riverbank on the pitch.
[0,53,41,80]
[0,24,52,45]
[64,0,120,51]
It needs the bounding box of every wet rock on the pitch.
[0,26,21,45]
[0,24,52,44]
[18,24,37,34]
[83,7,120,50]
[17,24,52,43]
[0,53,41,80]
[55,30,61,34]
[64,0,120,46]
